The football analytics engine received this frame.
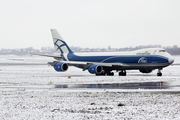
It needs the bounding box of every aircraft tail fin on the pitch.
[51,29,73,54]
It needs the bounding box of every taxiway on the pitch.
[0,55,180,119]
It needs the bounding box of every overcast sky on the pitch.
[0,0,180,49]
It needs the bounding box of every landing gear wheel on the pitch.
[107,72,114,76]
[157,72,162,76]
[119,70,126,76]
[111,72,114,76]
[157,69,162,76]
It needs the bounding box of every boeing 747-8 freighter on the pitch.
[37,29,174,76]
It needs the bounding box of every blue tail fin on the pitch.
[51,29,73,54]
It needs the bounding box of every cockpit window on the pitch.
[159,50,166,52]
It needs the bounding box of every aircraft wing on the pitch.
[48,61,93,70]
[48,61,128,71]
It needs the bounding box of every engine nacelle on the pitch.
[139,69,153,73]
[88,65,103,74]
[54,62,68,72]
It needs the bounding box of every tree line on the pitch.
[0,45,179,55]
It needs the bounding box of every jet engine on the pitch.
[88,65,103,74]
[54,62,68,72]
[139,69,153,73]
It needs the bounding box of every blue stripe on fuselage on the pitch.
[66,53,169,64]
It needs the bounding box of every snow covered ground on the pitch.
[0,55,180,119]
[1,91,180,119]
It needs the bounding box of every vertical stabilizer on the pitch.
[51,29,73,54]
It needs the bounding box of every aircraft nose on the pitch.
[169,57,174,64]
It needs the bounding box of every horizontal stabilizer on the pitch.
[31,53,63,60]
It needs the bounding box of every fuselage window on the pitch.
[159,50,166,52]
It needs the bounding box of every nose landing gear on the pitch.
[157,69,162,76]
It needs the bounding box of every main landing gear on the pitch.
[119,70,126,76]
[96,70,127,76]
[157,69,162,76]
[96,71,114,76]
[107,71,114,76]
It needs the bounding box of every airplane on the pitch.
[35,29,174,76]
